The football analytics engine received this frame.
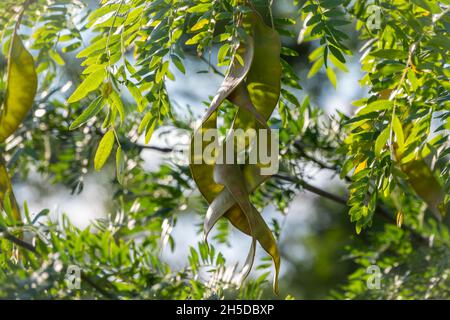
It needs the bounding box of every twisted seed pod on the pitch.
[0,30,37,223]
[189,11,282,293]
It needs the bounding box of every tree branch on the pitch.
[277,174,348,205]
[120,138,173,153]
[198,55,225,77]
[290,142,428,242]
[274,174,428,244]
[0,226,36,253]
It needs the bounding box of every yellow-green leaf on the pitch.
[144,116,157,144]
[187,3,211,13]
[68,69,106,103]
[127,82,145,112]
[69,97,104,130]
[116,146,124,185]
[49,49,65,65]
[190,18,209,31]
[94,129,115,171]
[326,67,337,89]
[375,126,390,157]
[108,90,125,123]
[138,112,153,135]
[392,115,404,153]
[307,58,323,78]
[358,100,394,115]
[155,61,169,84]
[407,69,419,91]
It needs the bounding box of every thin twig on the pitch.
[291,142,428,243]
[198,55,225,77]
[37,86,63,104]
[293,140,351,182]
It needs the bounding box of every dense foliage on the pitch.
[0,0,449,299]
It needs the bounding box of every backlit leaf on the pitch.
[94,129,115,171]
[68,69,106,103]
[69,97,104,130]
[375,127,390,156]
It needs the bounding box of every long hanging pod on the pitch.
[0,31,38,142]
[0,27,38,223]
[189,10,282,293]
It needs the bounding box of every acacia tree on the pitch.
[0,0,449,299]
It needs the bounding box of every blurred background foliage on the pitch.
[0,0,449,299]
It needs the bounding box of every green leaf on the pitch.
[185,33,203,45]
[76,35,120,58]
[155,61,169,84]
[108,91,125,123]
[321,0,344,9]
[427,34,450,51]
[281,89,300,107]
[217,43,230,64]
[144,116,157,144]
[94,129,115,171]
[69,97,104,130]
[307,58,324,78]
[171,54,185,74]
[326,67,337,89]
[49,49,65,65]
[190,18,209,31]
[330,53,348,72]
[306,14,322,26]
[187,3,212,13]
[62,42,81,53]
[127,82,145,112]
[281,47,299,57]
[329,45,346,64]
[116,146,124,185]
[68,69,106,103]
[138,112,153,135]
[375,126,390,156]
[358,100,394,115]
[392,115,404,152]
[308,45,324,62]
[410,0,442,14]
[407,70,419,91]
[370,49,408,59]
